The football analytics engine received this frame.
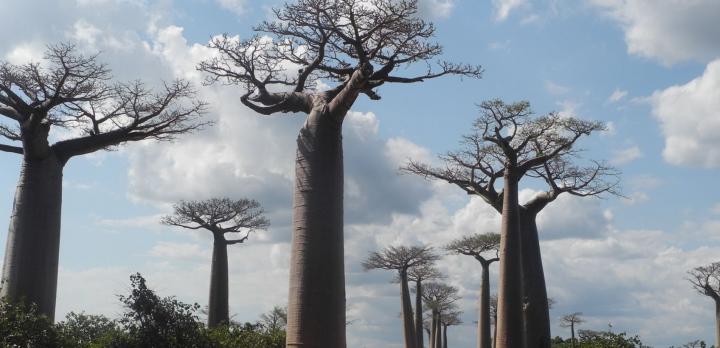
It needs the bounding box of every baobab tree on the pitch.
[363,245,440,348]
[560,312,584,348]
[404,99,613,347]
[440,311,462,348]
[446,233,499,348]
[0,44,207,318]
[198,1,481,345]
[489,294,498,348]
[422,282,460,348]
[161,198,269,328]
[407,264,443,348]
[688,261,720,347]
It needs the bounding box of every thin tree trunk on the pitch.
[443,324,448,348]
[400,269,418,348]
[495,171,523,348]
[520,210,551,348]
[479,264,491,348]
[434,314,442,348]
[570,323,575,348]
[286,109,345,348]
[715,301,719,348]
[207,235,229,328]
[416,280,424,348]
[1,154,63,319]
[430,311,437,348]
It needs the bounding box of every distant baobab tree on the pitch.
[440,310,462,348]
[560,312,585,348]
[422,282,460,348]
[445,233,499,348]
[407,264,443,348]
[162,198,269,328]
[363,245,440,348]
[198,0,481,345]
[688,261,720,347]
[0,44,207,318]
[404,99,612,348]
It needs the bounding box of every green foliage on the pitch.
[56,312,121,347]
[551,330,651,348]
[0,298,61,347]
[209,322,285,348]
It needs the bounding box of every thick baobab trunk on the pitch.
[286,108,346,348]
[443,324,448,348]
[434,314,442,348]
[430,311,437,348]
[520,211,551,348]
[207,235,229,328]
[495,171,523,348]
[1,154,63,319]
[400,270,418,348]
[478,264,491,348]
[416,280,424,348]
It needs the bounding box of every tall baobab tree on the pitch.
[198,1,481,345]
[688,261,720,347]
[422,282,460,348]
[489,294,498,348]
[0,44,207,318]
[560,312,584,348]
[363,246,440,348]
[404,99,612,347]
[445,233,500,348]
[407,264,443,348]
[440,311,462,348]
[161,198,269,328]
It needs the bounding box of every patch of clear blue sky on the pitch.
[0,0,716,299]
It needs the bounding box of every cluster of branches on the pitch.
[0,44,208,161]
[198,0,482,115]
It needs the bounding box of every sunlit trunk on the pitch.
[1,154,63,319]
[416,280,424,348]
[400,269,418,348]
[207,235,229,328]
[479,264,491,348]
[520,210,551,348]
[286,109,345,347]
[495,170,523,348]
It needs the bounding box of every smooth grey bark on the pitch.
[520,209,551,348]
[286,106,346,348]
[416,280,424,348]
[479,264,492,348]
[208,234,230,328]
[495,171,523,348]
[400,269,418,348]
[434,312,442,348]
[442,324,448,348]
[430,311,438,348]
[0,153,63,319]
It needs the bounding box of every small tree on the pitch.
[445,233,499,348]
[363,246,440,348]
[0,44,207,318]
[688,262,720,348]
[422,282,460,348]
[199,1,481,344]
[162,198,269,328]
[559,312,584,348]
[440,311,462,348]
[407,264,443,348]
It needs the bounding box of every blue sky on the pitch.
[1,0,720,347]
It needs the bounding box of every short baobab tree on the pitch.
[440,310,462,348]
[0,44,207,318]
[198,0,481,345]
[363,246,440,348]
[407,264,443,348]
[688,261,720,347]
[422,282,460,348]
[560,312,584,348]
[445,233,499,348]
[162,198,269,328]
[404,99,611,348]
